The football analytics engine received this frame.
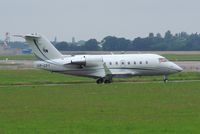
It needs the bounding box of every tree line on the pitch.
[54,31,200,51]
[2,31,200,51]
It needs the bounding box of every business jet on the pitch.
[17,33,183,84]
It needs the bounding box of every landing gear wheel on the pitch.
[96,75,113,84]
[96,78,104,84]
[104,79,111,84]
[163,75,168,83]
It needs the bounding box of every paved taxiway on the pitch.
[174,61,200,72]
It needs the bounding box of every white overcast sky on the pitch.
[0,0,200,41]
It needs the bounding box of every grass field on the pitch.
[1,53,200,61]
[162,54,200,61]
[0,70,200,85]
[1,70,200,133]
[0,55,35,60]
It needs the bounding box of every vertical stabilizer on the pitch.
[25,33,62,60]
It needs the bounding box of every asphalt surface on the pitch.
[174,61,200,72]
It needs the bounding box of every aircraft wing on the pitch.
[102,62,113,80]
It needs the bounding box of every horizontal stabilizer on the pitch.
[25,33,41,39]
[13,33,41,39]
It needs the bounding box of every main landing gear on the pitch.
[96,77,112,84]
[163,75,168,83]
[96,78,104,84]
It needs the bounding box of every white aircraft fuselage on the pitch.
[35,54,182,77]
[21,33,182,84]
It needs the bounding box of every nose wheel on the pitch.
[163,75,168,83]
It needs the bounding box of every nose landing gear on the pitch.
[163,75,168,83]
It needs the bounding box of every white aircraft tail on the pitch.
[24,33,62,60]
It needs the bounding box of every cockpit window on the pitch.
[159,58,168,62]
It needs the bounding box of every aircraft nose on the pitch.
[176,65,183,72]
[168,62,183,73]
[173,63,183,72]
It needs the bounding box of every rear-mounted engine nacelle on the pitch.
[71,56,103,67]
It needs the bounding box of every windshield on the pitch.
[159,58,168,63]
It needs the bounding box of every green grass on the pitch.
[0,70,92,85]
[162,54,200,61]
[0,70,200,133]
[0,82,200,133]
[116,71,200,82]
[0,69,199,85]
[0,55,35,60]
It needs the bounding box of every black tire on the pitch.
[104,79,111,84]
[164,79,168,83]
[96,78,104,84]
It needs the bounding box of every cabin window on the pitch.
[140,61,142,64]
[128,61,130,65]
[116,62,118,65]
[134,61,136,65]
[109,62,112,65]
[146,61,148,64]
[122,62,124,65]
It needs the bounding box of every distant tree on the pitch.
[156,33,162,38]
[8,31,200,51]
[102,36,131,51]
[132,37,151,51]
[148,33,154,38]
[164,30,173,41]
[83,39,100,51]
[179,32,189,39]
[150,33,165,50]
[185,33,200,50]
[55,42,69,51]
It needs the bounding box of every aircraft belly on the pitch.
[110,68,167,77]
[58,67,171,78]
[62,68,105,78]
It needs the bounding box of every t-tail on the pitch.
[24,33,63,61]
